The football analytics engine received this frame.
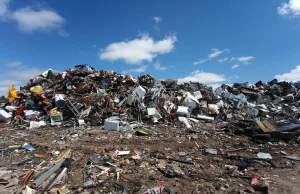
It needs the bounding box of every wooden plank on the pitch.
[256,121,270,132]
[262,120,277,132]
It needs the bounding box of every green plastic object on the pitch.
[163,188,172,194]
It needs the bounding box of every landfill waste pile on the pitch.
[1,64,300,193]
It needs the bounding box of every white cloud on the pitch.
[178,70,226,84]
[193,48,229,65]
[11,7,65,33]
[278,0,300,17]
[122,65,147,74]
[193,59,206,65]
[153,62,168,71]
[1,1,67,35]
[0,0,10,19]
[218,57,229,63]
[230,57,235,61]
[6,67,43,80]
[6,61,22,67]
[231,64,240,69]
[208,48,229,59]
[100,35,177,64]
[274,65,300,81]
[237,56,255,64]
[153,16,162,24]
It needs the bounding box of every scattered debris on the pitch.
[1,65,300,193]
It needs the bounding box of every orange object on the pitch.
[8,85,20,103]
[31,86,43,94]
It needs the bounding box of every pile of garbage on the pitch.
[1,64,300,193]
[1,64,300,140]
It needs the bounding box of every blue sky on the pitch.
[1,0,300,95]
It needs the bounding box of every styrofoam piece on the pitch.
[24,185,36,194]
[257,152,272,159]
[147,108,156,116]
[78,119,85,126]
[189,118,199,123]
[117,151,130,156]
[176,106,189,115]
[0,109,11,121]
[5,106,16,112]
[29,121,46,129]
[178,117,192,128]
[197,115,214,121]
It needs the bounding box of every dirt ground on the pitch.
[1,122,300,194]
